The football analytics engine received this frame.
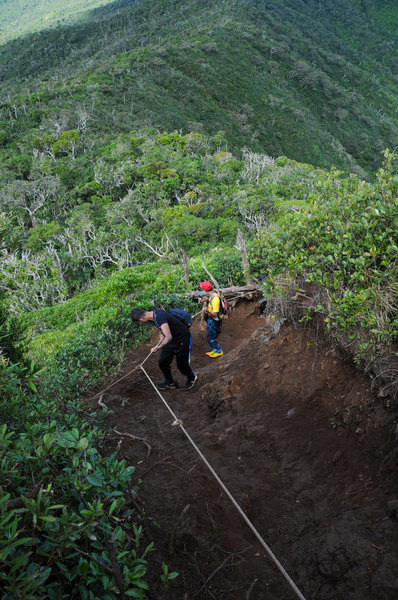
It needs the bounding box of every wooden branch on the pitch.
[193,554,234,597]
[182,251,190,291]
[140,456,172,479]
[72,547,114,575]
[98,394,107,410]
[186,285,261,301]
[237,229,253,285]
[201,258,221,290]
[114,429,152,458]
[6,481,43,510]
[106,537,126,599]
[169,504,191,554]
[246,578,258,600]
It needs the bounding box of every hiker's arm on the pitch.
[205,305,220,317]
[203,306,219,317]
[151,323,172,352]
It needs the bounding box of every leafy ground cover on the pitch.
[0,354,153,599]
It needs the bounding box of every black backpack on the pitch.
[217,292,231,319]
[167,308,192,328]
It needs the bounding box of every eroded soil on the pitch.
[98,301,398,600]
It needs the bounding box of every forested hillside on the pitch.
[0,0,397,176]
[1,1,398,597]
[0,0,115,44]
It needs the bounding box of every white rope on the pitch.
[140,364,307,600]
[88,342,162,401]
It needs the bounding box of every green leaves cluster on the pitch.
[0,352,42,423]
[0,410,152,599]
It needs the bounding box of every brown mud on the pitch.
[99,301,398,600]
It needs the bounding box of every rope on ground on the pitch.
[139,364,307,600]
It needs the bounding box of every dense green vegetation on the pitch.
[1,0,398,596]
[1,352,153,599]
[0,0,397,176]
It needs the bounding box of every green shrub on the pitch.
[206,248,245,286]
[0,419,152,599]
[0,353,40,425]
[251,151,398,355]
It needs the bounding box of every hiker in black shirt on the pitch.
[130,308,197,390]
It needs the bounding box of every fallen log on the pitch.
[186,285,262,303]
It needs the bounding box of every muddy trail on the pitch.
[97,301,398,600]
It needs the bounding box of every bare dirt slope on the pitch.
[99,301,398,600]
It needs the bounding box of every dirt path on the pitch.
[99,301,398,599]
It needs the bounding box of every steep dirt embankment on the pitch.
[100,301,398,600]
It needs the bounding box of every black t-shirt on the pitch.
[153,310,190,343]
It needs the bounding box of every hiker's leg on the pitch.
[158,345,174,383]
[175,337,195,380]
[207,319,222,353]
[206,319,217,350]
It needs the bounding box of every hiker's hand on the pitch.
[151,345,160,353]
